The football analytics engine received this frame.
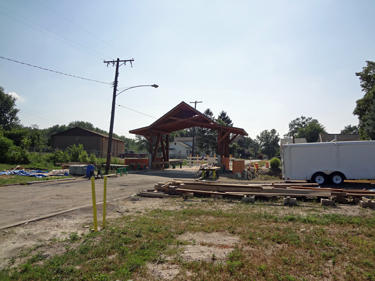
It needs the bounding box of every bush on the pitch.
[257,153,263,160]
[68,144,85,162]
[89,153,97,164]
[270,157,281,169]
[78,150,89,162]
[0,134,14,163]
[10,146,30,164]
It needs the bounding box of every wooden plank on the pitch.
[180,183,264,193]
[266,183,320,187]
[289,186,344,192]
[176,188,226,195]
[225,192,331,197]
[183,182,264,188]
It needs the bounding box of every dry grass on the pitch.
[1,197,375,280]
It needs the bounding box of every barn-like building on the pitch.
[51,127,125,158]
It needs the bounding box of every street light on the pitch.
[105,84,159,174]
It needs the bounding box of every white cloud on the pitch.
[8,92,25,102]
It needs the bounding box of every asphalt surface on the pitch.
[0,169,198,228]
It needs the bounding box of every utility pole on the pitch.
[190,101,202,157]
[104,58,134,174]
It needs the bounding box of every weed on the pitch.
[69,232,80,242]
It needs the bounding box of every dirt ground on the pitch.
[1,192,374,273]
[1,167,375,278]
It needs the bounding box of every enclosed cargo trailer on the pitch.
[281,141,375,185]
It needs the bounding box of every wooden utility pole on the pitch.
[104,58,134,174]
[190,101,202,157]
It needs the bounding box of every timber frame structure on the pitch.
[129,102,248,167]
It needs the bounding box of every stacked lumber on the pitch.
[137,181,375,204]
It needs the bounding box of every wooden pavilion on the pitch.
[129,102,248,168]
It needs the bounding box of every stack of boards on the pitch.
[138,181,375,205]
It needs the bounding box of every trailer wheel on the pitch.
[330,172,344,185]
[312,172,327,185]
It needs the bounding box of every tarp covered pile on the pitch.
[0,169,69,178]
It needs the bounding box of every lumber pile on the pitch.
[137,181,375,206]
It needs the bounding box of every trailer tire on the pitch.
[330,172,345,185]
[312,172,327,185]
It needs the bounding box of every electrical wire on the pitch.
[36,0,133,58]
[117,104,157,119]
[0,56,112,85]
[0,7,108,60]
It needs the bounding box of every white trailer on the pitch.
[281,141,375,185]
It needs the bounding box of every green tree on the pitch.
[341,125,359,135]
[0,86,20,130]
[285,116,318,138]
[364,101,375,139]
[296,120,327,142]
[256,129,280,159]
[353,61,375,139]
[216,111,233,127]
[0,132,14,163]
[68,121,95,130]
[196,108,217,155]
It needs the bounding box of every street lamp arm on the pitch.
[116,84,158,96]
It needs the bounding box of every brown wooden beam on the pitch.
[229,134,239,144]
[152,133,161,162]
[160,134,166,161]
[218,130,231,144]
[166,134,170,161]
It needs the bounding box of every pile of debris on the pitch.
[138,181,375,208]
[0,166,69,178]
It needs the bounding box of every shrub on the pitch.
[78,150,89,162]
[270,157,281,169]
[68,144,85,162]
[0,134,14,163]
[257,153,263,160]
[89,153,97,164]
[10,146,30,164]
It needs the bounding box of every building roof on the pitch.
[129,101,248,137]
[51,127,125,142]
[319,134,360,142]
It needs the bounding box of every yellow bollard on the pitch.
[102,175,107,229]
[91,177,98,232]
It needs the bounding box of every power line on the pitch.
[0,56,112,85]
[36,0,132,58]
[117,104,157,119]
[0,6,108,60]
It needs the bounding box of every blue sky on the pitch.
[1,0,374,140]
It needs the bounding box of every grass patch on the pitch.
[1,200,375,280]
[0,175,73,186]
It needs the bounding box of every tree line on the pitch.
[1,60,374,164]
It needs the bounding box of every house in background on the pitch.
[51,127,125,158]
[169,137,193,158]
[319,134,360,142]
